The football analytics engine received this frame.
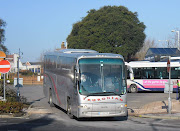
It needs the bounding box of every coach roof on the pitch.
[45,49,124,59]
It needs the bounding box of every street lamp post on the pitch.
[171,30,180,50]
[17,48,23,101]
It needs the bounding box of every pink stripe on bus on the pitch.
[44,74,61,104]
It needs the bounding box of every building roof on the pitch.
[146,48,180,56]
[145,48,180,61]
[29,62,43,65]
[6,55,14,62]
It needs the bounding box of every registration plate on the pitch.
[98,112,109,115]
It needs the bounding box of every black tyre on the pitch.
[123,112,128,121]
[49,89,55,107]
[67,98,74,119]
[130,84,138,93]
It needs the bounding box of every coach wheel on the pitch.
[49,89,54,107]
[123,111,128,121]
[67,98,74,119]
[130,84,138,93]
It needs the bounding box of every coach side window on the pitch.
[46,56,51,70]
[44,56,46,70]
[57,56,61,69]
[60,56,66,69]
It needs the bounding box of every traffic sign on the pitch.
[0,51,6,60]
[167,58,170,73]
[164,82,173,93]
[0,60,11,73]
[14,78,23,88]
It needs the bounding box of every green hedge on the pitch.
[20,70,37,76]
[0,79,14,84]
[0,85,29,114]
[0,101,23,114]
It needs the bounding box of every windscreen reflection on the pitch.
[79,58,126,96]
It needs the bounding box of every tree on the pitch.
[135,38,156,60]
[0,18,8,53]
[67,6,146,61]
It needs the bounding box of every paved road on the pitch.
[127,92,177,109]
[1,85,179,131]
[1,115,180,131]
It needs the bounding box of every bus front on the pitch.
[77,57,127,118]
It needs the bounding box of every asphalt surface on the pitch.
[1,85,180,131]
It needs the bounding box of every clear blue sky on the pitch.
[0,0,179,62]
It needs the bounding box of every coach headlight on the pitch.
[78,105,91,110]
[117,104,127,109]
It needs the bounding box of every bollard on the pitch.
[177,80,180,102]
[176,86,179,100]
[179,86,180,102]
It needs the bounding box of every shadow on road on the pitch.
[28,97,46,105]
[76,117,128,121]
[162,100,168,113]
[0,115,54,131]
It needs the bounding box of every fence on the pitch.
[22,76,43,85]
[9,74,43,85]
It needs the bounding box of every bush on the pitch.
[0,85,16,99]
[0,79,13,84]
[0,85,29,115]
[7,79,14,84]
[0,101,23,114]
[20,70,34,76]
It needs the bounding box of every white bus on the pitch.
[126,57,180,93]
[43,49,128,119]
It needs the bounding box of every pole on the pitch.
[168,56,171,114]
[17,48,20,101]
[3,73,6,101]
[177,31,180,50]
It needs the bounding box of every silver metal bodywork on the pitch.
[43,49,127,118]
[78,95,127,117]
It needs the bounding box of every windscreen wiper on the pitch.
[101,92,121,96]
[84,92,121,100]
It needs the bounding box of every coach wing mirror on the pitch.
[76,72,80,81]
[74,67,80,83]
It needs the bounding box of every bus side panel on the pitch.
[43,73,48,98]
[141,79,179,92]
[43,72,52,99]
[43,56,49,99]
[56,74,67,110]
[44,72,58,105]
[68,77,78,117]
[128,79,179,92]
[50,73,59,106]
[56,69,78,117]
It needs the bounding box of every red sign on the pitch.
[167,58,170,73]
[0,60,11,73]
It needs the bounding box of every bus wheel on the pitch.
[130,84,138,93]
[67,98,74,119]
[123,112,128,121]
[49,89,54,107]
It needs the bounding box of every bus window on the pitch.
[79,58,125,95]
[172,67,180,79]
[134,68,141,79]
